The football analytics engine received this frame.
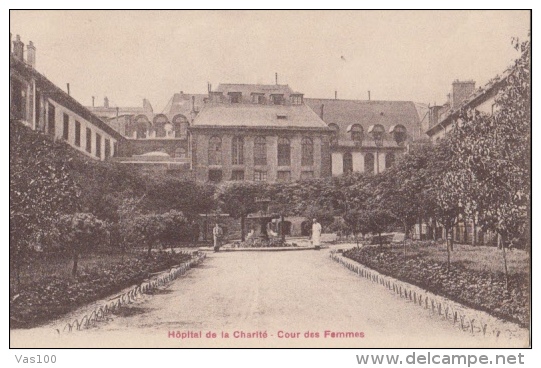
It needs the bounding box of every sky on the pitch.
[10,10,530,113]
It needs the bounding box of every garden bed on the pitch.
[343,243,529,327]
[10,251,192,329]
[234,238,298,248]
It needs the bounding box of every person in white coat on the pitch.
[311,218,322,250]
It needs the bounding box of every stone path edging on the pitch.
[56,251,206,334]
[330,251,529,343]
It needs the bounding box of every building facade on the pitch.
[426,77,505,141]
[9,34,124,161]
[190,84,333,182]
[305,99,428,176]
[89,92,208,174]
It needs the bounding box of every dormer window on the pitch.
[228,92,242,104]
[210,92,223,103]
[347,124,363,144]
[251,93,265,104]
[271,94,284,105]
[290,94,303,105]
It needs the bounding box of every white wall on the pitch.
[48,99,117,161]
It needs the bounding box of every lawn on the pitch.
[395,241,529,276]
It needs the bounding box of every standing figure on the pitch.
[311,218,322,250]
[213,223,223,252]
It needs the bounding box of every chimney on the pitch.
[92,96,95,107]
[275,72,278,85]
[9,33,12,53]
[26,41,36,68]
[104,96,109,108]
[451,80,476,109]
[334,90,337,100]
[191,95,195,112]
[368,90,371,101]
[13,34,24,61]
[320,104,325,120]
[67,83,70,96]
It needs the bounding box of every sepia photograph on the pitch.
[9,9,531,349]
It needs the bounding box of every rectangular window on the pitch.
[86,127,92,153]
[291,95,303,105]
[113,142,118,157]
[47,103,56,136]
[277,138,291,166]
[277,171,291,182]
[10,78,26,120]
[74,121,81,147]
[252,94,265,104]
[105,138,111,158]
[271,94,284,105]
[96,133,102,158]
[231,170,244,181]
[277,114,288,120]
[254,170,267,182]
[254,137,267,165]
[301,171,314,180]
[229,92,242,103]
[62,113,69,141]
[208,169,223,182]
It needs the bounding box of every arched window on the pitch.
[343,152,353,173]
[208,136,222,165]
[364,153,374,174]
[232,136,244,165]
[129,115,151,139]
[328,123,339,146]
[347,124,363,143]
[254,136,267,165]
[301,137,314,166]
[172,114,189,138]
[153,114,169,138]
[389,124,407,146]
[385,152,395,169]
[277,137,291,166]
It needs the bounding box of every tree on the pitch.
[160,210,191,250]
[215,181,264,241]
[10,120,80,285]
[56,213,107,276]
[133,213,167,257]
[446,34,530,287]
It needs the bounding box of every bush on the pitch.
[10,251,192,329]
[343,246,529,327]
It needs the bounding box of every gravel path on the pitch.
[10,246,526,348]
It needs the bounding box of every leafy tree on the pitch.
[9,120,80,285]
[56,213,107,276]
[133,213,167,257]
[160,210,191,249]
[215,181,264,241]
[446,35,530,287]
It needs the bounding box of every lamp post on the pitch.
[368,124,385,174]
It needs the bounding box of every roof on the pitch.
[305,98,423,143]
[425,67,512,136]
[162,92,207,117]
[192,102,330,130]
[215,84,296,96]
[88,106,149,120]
[10,55,125,141]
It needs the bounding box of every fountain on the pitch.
[246,197,279,240]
